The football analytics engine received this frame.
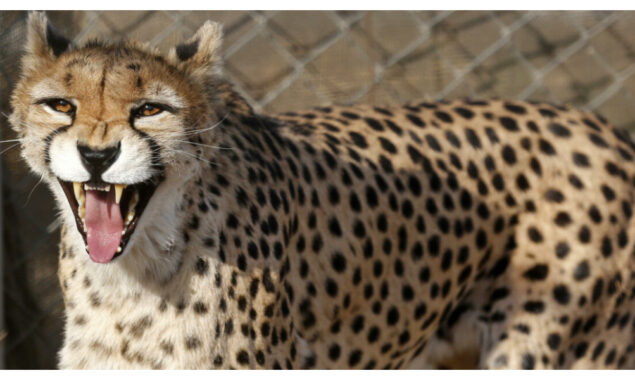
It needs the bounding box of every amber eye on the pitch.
[137,104,163,117]
[46,99,74,114]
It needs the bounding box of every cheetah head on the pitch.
[9,12,224,265]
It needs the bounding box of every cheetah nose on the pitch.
[77,142,121,181]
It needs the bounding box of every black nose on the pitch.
[77,143,121,181]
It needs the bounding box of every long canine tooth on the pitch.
[73,182,82,202]
[115,184,126,204]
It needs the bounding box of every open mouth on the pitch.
[58,178,159,263]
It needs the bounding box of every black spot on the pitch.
[545,189,564,203]
[538,138,557,155]
[435,111,453,123]
[523,264,549,281]
[592,279,604,303]
[379,137,398,153]
[349,131,368,148]
[500,117,520,132]
[465,128,482,149]
[419,267,430,283]
[387,307,400,325]
[504,102,527,114]
[601,185,616,201]
[501,145,517,165]
[454,107,475,119]
[555,242,570,258]
[342,112,360,120]
[445,130,462,148]
[553,285,570,305]
[365,186,379,208]
[488,256,510,278]
[485,128,500,144]
[605,349,616,365]
[425,134,442,152]
[538,107,560,118]
[325,278,338,297]
[589,133,609,148]
[573,260,590,281]
[236,350,250,365]
[406,114,425,127]
[328,344,341,360]
[527,227,543,243]
[592,342,605,361]
[578,226,591,244]
[194,257,209,275]
[348,350,362,367]
[441,250,453,271]
[522,353,535,369]
[331,252,347,273]
[364,117,383,131]
[569,174,584,189]
[574,342,588,359]
[176,38,200,61]
[548,122,571,137]
[554,212,572,227]
[547,333,561,350]
[328,217,342,237]
[185,336,201,350]
[524,301,545,313]
[572,152,590,167]
[516,174,530,191]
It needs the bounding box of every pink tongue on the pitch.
[85,188,123,263]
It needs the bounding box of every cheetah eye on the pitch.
[45,99,75,114]
[135,103,164,118]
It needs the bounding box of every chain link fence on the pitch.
[1,10,635,369]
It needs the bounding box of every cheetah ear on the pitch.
[168,21,223,78]
[23,12,73,71]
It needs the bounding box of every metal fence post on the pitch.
[1,106,5,370]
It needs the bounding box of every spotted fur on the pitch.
[8,13,635,369]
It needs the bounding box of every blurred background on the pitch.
[1,10,635,369]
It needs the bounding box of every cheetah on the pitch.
[8,12,635,369]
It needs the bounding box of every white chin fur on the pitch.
[49,136,90,182]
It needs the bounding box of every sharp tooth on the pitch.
[73,182,82,202]
[115,184,125,204]
[116,246,122,253]
[104,185,111,192]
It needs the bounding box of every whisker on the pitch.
[25,174,45,206]
[180,112,230,136]
[173,149,219,167]
[0,143,21,156]
[174,140,235,150]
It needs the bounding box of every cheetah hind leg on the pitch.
[476,265,635,369]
